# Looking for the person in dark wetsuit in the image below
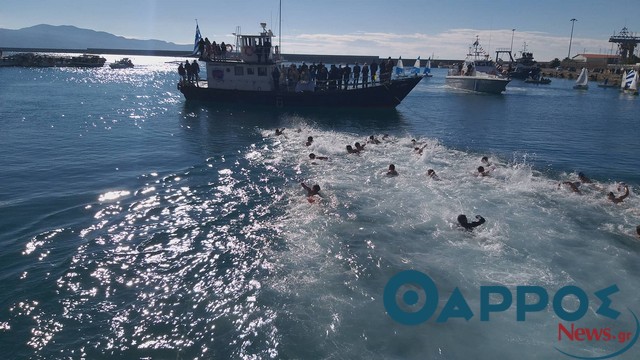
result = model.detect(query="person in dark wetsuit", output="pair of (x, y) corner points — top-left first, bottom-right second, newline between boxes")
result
(608, 184), (629, 203)
(457, 214), (486, 231)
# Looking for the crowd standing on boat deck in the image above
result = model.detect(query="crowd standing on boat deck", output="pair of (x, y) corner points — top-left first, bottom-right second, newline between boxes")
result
(178, 60), (201, 86)
(282, 129), (635, 234)
(176, 56), (403, 91)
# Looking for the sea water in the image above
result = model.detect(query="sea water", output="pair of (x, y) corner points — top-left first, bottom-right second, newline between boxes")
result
(1, 56), (639, 359)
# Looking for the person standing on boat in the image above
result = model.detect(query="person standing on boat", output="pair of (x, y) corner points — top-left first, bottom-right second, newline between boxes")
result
(370, 60), (378, 84)
(220, 42), (227, 58)
(361, 63), (369, 88)
(385, 58), (395, 83)
(185, 60), (193, 83)
(342, 64), (351, 90)
(191, 60), (200, 86)
(352, 63), (361, 88)
(178, 63), (186, 83)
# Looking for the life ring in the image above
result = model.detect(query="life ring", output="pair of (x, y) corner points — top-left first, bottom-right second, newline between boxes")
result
(225, 44), (233, 52)
(244, 46), (254, 56)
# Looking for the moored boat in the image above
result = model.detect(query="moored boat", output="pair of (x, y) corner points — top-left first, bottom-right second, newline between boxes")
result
(524, 74), (551, 84)
(109, 58), (134, 69)
(177, 23), (423, 108)
(67, 54), (106, 68)
(509, 46), (540, 80)
(445, 37), (510, 94)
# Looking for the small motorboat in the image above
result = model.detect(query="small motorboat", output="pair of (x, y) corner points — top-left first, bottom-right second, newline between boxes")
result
(109, 58), (134, 69)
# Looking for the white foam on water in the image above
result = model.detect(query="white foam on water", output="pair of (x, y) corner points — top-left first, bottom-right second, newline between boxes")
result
(259, 123), (640, 358)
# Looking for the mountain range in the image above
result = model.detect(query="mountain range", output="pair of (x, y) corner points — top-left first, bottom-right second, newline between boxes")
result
(0, 24), (192, 51)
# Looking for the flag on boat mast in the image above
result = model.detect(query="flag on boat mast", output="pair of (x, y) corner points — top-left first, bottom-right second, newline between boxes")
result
(192, 21), (202, 56)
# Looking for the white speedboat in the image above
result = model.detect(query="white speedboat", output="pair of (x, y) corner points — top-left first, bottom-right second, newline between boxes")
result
(445, 37), (510, 94)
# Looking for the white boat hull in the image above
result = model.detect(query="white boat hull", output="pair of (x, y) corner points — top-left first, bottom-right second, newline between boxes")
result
(445, 75), (510, 94)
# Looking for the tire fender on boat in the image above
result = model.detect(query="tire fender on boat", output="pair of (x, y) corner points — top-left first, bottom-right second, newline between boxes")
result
(226, 44), (233, 52)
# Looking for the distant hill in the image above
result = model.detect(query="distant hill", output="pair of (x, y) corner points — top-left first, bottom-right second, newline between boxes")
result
(0, 24), (192, 51)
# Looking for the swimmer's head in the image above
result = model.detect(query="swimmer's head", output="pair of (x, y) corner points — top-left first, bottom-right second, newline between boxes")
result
(637, 225), (640, 237)
(457, 214), (468, 224)
(607, 192), (615, 199)
(427, 169), (435, 176)
(481, 156), (489, 163)
(309, 153), (316, 159)
(478, 166), (485, 173)
(389, 164), (395, 171)
(312, 184), (321, 192)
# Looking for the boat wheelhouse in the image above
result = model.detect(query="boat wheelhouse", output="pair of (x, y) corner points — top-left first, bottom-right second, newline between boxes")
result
(177, 23), (423, 108)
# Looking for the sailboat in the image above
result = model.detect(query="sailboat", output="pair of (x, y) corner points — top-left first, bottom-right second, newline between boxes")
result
(620, 71), (627, 91)
(622, 70), (639, 95)
(394, 57), (405, 78)
(423, 58), (433, 77)
(410, 56), (421, 76)
(573, 68), (589, 90)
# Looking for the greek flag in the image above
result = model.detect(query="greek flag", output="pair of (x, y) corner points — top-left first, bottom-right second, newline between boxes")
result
(192, 24), (202, 56)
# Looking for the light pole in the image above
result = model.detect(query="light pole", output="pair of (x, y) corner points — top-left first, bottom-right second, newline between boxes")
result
(568, 18), (577, 60)
(510, 29), (515, 52)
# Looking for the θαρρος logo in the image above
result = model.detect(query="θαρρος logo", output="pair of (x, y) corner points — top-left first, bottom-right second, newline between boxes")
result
(383, 270), (638, 358)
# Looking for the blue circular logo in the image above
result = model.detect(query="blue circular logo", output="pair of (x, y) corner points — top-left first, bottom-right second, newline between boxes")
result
(383, 270), (438, 325)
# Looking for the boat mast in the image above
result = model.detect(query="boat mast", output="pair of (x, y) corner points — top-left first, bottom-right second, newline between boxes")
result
(278, 0), (282, 56)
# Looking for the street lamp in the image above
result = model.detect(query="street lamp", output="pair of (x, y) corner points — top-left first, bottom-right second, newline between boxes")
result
(510, 29), (515, 52)
(568, 18), (577, 60)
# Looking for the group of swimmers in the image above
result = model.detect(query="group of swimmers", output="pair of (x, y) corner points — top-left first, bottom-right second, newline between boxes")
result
(559, 171), (631, 204)
(277, 128), (635, 233)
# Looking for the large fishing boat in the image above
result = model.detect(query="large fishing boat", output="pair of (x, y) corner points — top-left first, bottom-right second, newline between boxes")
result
(445, 37), (510, 94)
(177, 23), (423, 108)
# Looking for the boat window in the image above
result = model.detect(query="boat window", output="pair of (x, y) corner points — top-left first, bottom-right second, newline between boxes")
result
(258, 67), (267, 76)
(247, 68), (255, 75)
(235, 66), (244, 76)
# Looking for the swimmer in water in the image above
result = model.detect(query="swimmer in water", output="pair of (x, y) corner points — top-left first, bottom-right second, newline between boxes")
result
(301, 182), (321, 197)
(559, 181), (581, 194)
(275, 128), (285, 136)
(636, 225), (640, 238)
(427, 169), (440, 181)
(476, 166), (490, 177)
(355, 142), (366, 151)
(415, 143), (428, 155)
(305, 136), (314, 146)
(457, 214), (486, 231)
(367, 135), (381, 144)
(386, 164), (399, 176)
(578, 172), (592, 184)
(607, 184), (629, 204)
(346, 145), (360, 154)
(309, 153), (328, 161)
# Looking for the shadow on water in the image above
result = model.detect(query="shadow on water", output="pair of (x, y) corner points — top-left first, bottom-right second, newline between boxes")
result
(180, 101), (408, 135)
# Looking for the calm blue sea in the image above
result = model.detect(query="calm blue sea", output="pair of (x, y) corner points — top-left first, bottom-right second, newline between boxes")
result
(1, 55), (639, 359)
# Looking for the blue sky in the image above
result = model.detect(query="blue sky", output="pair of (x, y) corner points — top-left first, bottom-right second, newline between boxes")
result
(1, 0), (638, 61)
